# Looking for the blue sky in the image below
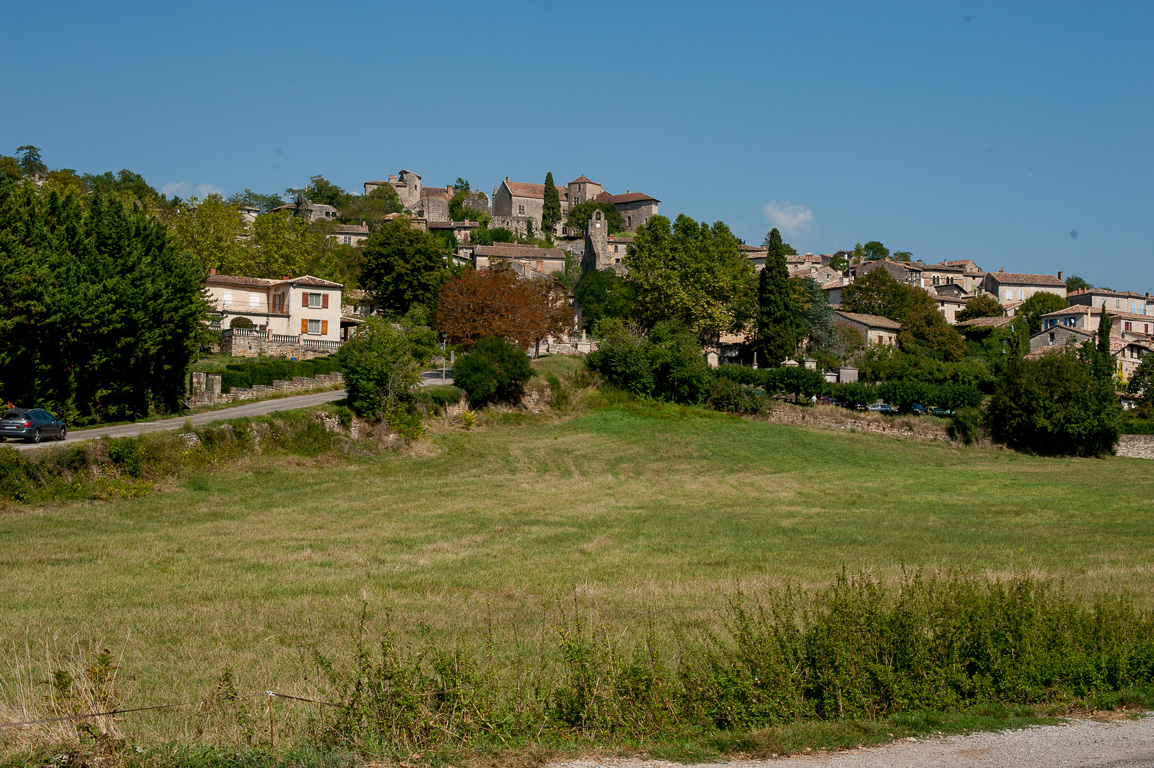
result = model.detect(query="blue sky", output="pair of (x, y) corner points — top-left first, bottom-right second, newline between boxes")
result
(3, 1), (1151, 291)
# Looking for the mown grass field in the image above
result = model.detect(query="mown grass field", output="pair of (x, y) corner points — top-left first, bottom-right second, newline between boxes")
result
(2, 382), (1154, 750)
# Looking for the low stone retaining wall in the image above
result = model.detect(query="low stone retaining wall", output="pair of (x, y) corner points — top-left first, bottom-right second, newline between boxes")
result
(1118, 434), (1154, 459)
(768, 403), (955, 443)
(222, 328), (342, 360)
(187, 371), (343, 407)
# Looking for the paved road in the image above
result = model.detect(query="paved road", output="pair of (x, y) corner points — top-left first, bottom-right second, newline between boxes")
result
(551, 716), (1154, 768)
(6, 371), (454, 452)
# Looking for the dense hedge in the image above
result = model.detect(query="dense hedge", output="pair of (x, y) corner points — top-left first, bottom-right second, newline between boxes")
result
(199, 355), (342, 393)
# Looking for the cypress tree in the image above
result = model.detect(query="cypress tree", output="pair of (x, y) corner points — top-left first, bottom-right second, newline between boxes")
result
(753, 239), (797, 367)
(541, 172), (560, 238)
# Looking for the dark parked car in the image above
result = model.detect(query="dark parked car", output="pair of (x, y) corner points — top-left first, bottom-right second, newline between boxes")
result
(866, 402), (900, 414)
(817, 395), (842, 407)
(0, 407), (67, 443)
(929, 406), (954, 418)
(908, 403), (929, 416)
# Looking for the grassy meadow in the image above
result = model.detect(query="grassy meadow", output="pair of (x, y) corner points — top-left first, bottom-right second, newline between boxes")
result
(2, 370), (1154, 756)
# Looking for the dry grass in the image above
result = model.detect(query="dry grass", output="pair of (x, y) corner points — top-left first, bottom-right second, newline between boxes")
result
(1, 400), (1152, 749)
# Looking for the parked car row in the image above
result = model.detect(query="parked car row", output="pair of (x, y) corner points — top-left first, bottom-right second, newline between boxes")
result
(0, 407), (68, 443)
(814, 396), (953, 418)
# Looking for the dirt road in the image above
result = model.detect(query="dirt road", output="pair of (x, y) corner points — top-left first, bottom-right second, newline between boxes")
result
(552, 716), (1154, 768)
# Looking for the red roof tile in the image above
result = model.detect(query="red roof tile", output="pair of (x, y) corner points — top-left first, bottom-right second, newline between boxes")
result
(834, 310), (902, 330)
(474, 243), (565, 260)
(568, 175), (597, 185)
(609, 191), (660, 204)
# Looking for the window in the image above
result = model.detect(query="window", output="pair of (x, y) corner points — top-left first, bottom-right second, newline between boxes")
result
(1018, 289), (1024, 301)
(308, 319), (321, 335)
(222, 291), (233, 307)
(309, 293), (322, 308)
(1005, 289), (1013, 300)
(517, 204), (525, 214)
(249, 293), (260, 309)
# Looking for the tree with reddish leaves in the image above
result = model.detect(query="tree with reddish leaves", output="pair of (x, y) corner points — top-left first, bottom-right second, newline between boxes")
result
(436, 263), (572, 352)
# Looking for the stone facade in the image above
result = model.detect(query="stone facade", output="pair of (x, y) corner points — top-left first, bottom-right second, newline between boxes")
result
(983, 270), (1067, 306)
(833, 310), (901, 346)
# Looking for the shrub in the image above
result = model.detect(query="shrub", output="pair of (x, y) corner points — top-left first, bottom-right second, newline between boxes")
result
(339, 315), (437, 420)
(228, 316), (254, 329)
(707, 377), (771, 415)
(948, 406), (985, 445)
(586, 320), (712, 405)
(452, 336), (533, 407)
(988, 350), (1121, 456)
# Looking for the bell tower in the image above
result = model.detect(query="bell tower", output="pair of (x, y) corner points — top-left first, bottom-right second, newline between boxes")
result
(582, 209), (610, 272)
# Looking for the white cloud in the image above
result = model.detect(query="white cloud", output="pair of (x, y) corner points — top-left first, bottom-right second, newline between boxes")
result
(161, 181), (225, 200)
(762, 201), (814, 239)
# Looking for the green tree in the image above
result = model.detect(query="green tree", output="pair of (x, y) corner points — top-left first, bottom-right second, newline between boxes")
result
(574, 268), (637, 333)
(453, 178), (471, 193)
(957, 294), (1005, 323)
(988, 349), (1121, 456)
(44, 169), (88, 197)
(753, 246), (798, 366)
(762, 227), (798, 255)
(452, 336), (534, 407)
(841, 268), (937, 322)
(0, 155), (21, 181)
(892, 250), (913, 261)
(168, 194), (248, 273)
(240, 210), (316, 278)
(793, 276), (842, 360)
(625, 214), (757, 342)
(0, 182), (207, 424)
(359, 217), (454, 315)
(829, 252), (849, 272)
(339, 313), (437, 419)
(449, 189), (488, 223)
(1016, 292), (1068, 335)
(541, 172), (561, 237)
(82, 169), (161, 207)
(1128, 354), (1154, 408)
(14, 146), (46, 178)
(566, 201), (625, 237)
(586, 320), (712, 404)
(899, 308), (965, 362)
(228, 189), (285, 212)
(342, 185), (405, 229)
(1065, 275), (1093, 293)
(862, 241), (890, 261)
(304, 175), (349, 208)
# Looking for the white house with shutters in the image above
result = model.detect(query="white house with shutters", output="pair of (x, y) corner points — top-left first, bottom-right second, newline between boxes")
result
(204, 270), (343, 342)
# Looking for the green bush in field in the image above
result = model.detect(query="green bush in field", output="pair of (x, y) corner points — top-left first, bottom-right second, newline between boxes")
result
(587, 320), (713, 405)
(452, 336), (533, 407)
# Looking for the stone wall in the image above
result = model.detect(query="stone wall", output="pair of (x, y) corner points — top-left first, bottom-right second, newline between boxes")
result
(1118, 434), (1154, 459)
(187, 371), (344, 408)
(222, 328), (342, 360)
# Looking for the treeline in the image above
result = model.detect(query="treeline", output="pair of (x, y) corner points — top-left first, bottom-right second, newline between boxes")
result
(0, 180), (206, 425)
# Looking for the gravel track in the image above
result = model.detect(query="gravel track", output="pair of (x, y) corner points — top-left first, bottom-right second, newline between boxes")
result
(551, 716), (1154, 768)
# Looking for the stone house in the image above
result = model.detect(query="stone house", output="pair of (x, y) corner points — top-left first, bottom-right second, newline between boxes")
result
(428, 219), (480, 245)
(982, 270), (1067, 306)
(364, 170), (424, 211)
(935, 294), (969, 325)
(1042, 306), (1154, 340)
(741, 244), (768, 270)
(1067, 287), (1152, 317)
(472, 243), (567, 279)
(1028, 325), (1093, 357)
(833, 310), (901, 346)
(852, 259), (925, 286)
(270, 201), (340, 223)
(329, 222), (369, 246)
(204, 270), (343, 343)
(1113, 338), (1153, 381)
(922, 259), (986, 292)
(591, 190), (660, 232)
(491, 177), (571, 238)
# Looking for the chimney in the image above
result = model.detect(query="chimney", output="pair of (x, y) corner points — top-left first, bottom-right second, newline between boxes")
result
(281, 275), (289, 281)
(505, 176), (509, 182)
(1058, 271), (1064, 281)
(389, 174), (397, 183)
(209, 267), (216, 276)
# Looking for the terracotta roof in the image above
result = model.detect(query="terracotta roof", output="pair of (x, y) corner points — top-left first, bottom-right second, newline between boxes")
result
(474, 243), (565, 260)
(986, 271), (1066, 286)
(591, 190), (613, 204)
(283, 275), (343, 288)
(568, 175), (596, 185)
(608, 235), (633, 243)
(207, 274), (279, 288)
(609, 191), (660, 204)
(739, 244), (767, 253)
(205, 274), (342, 289)
(333, 224), (368, 235)
(1106, 309), (1154, 321)
(833, 310), (902, 330)
(420, 187), (450, 199)
(955, 315), (1012, 329)
(1043, 306), (1094, 317)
